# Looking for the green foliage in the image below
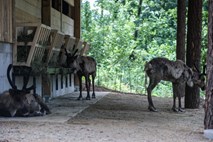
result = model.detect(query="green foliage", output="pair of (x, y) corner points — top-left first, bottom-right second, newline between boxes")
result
(81, 0), (208, 97)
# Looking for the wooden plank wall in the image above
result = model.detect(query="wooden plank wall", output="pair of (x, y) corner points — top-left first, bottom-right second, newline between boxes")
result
(42, 0), (75, 36)
(51, 8), (61, 30)
(62, 14), (74, 36)
(50, 4), (74, 36)
(0, 0), (13, 43)
(15, 0), (41, 24)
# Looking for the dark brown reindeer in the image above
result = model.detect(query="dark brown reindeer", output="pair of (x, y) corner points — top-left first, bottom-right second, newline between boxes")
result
(0, 64), (51, 117)
(145, 57), (206, 112)
(65, 48), (97, 100)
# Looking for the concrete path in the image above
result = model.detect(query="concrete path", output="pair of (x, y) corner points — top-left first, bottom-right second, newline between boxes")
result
(0, 92), (110, 123)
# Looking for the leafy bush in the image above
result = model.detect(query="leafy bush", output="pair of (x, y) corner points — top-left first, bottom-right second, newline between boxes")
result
(81, 0), (207, 97)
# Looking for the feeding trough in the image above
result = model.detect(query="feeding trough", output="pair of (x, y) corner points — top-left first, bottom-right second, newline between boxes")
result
(46, 29), (65, 67)
(13, 23), (51, 67)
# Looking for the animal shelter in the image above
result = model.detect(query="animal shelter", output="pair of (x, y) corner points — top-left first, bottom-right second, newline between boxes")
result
(0, 0), (88, 99)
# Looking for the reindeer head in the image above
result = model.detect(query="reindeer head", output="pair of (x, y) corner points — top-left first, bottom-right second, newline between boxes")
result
(6, 64), (37, 116)
(64, 47), (78, 72)
(173, 63), (206, 90)
(191, 65), (206, 90)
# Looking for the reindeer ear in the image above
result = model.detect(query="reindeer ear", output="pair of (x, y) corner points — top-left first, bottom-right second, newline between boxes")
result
(188, 68), (193, 75)
(193, 64), (200, 73)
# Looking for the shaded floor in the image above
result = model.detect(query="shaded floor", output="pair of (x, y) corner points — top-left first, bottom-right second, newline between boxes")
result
(0, 92), (209, 142)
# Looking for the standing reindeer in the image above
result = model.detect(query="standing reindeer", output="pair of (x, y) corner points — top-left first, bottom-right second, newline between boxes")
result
(0, 64), (51, 117)
(145, 57), (206, 112)
(65, 48), (97, 100)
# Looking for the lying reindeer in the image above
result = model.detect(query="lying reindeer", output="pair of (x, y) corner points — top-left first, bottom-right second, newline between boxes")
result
(145, 57), (206, 112)
(0, 64), (51, 117)
(65, 48), (97, 100)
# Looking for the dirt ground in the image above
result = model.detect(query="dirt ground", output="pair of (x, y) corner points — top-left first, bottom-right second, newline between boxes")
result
(0, 91), (211, 142)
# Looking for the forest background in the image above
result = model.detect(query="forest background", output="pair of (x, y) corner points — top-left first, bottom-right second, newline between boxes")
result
(80, 0), (208, 97)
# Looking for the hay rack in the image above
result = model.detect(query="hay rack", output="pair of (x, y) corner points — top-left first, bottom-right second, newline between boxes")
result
(13, 23), (51, 68)
(46, 29), (64, 67)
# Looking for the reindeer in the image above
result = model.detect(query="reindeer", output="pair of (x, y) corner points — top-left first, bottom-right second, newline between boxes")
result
(0, 64), (51, 117)
(145, 57), (206, 112)
(64, 48), (97, 100)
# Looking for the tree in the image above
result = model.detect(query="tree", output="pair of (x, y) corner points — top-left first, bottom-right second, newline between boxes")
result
(185, 0), (203, 108)
(134, 0), (143, 40)
(176, 0), (186, 61)
(174, 0), (186, 111)
(81, 0), (188, 94)
(204, 0), (213, 129)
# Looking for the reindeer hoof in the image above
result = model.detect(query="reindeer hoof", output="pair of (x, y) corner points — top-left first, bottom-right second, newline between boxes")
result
(46, 110), (51, 114)
(86, 96), (91, 100)
(172, 107), (185, 112)
(77, 97), (83, 101)
(172, 107), (178, 112)
(92, 94), (96, 99)
(178, 108), (185, 112)
(148, 106), (158, 112)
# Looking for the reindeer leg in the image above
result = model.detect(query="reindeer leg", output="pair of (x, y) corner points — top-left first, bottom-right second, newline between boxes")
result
(33, 93), (51, 114)
(177, 83), (185, 112)
(172, 83), (178, 112)
(172, 95), (178, 112)
(85, 75), (91, 100)
(178, 96), (185, 112)
(172, 83), (185, 112)
(89, 78), (91, 92)
(77, 75), (83, 100)
(147, 79), (159, 112)
(92, 74), (96, 98)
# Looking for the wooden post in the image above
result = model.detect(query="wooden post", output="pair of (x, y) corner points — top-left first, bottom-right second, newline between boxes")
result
(74, 0), (81, 90)
(74, 0), (81, 39)
(42, 74), (51, 99)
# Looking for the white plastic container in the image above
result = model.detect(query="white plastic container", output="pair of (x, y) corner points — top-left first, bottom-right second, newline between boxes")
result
(204, 129), (213, 139)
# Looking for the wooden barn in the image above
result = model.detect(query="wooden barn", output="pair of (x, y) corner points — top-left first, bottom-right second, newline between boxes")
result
(0, 0), (87, 99)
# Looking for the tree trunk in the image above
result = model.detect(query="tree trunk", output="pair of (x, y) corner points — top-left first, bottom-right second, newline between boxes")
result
(176, 0), (186, 62)
(185, 0), (202, 108)
(134, 0), (143, 40)
(175, 0), (186, 108)
(204, 0), (213, 129)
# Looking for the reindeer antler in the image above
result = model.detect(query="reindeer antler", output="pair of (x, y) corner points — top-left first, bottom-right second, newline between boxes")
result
(64, 46), (78, 57)
(7, 64), (17, 90)
(193, 64), (200, 73)
(72, 48), (78, 57)
(64, 48), (68, 55)
(7, 64), (34, 93)
(21, 66), (34, 92)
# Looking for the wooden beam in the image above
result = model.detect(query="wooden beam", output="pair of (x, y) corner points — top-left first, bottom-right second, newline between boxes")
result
(74, 0), (81, 38)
